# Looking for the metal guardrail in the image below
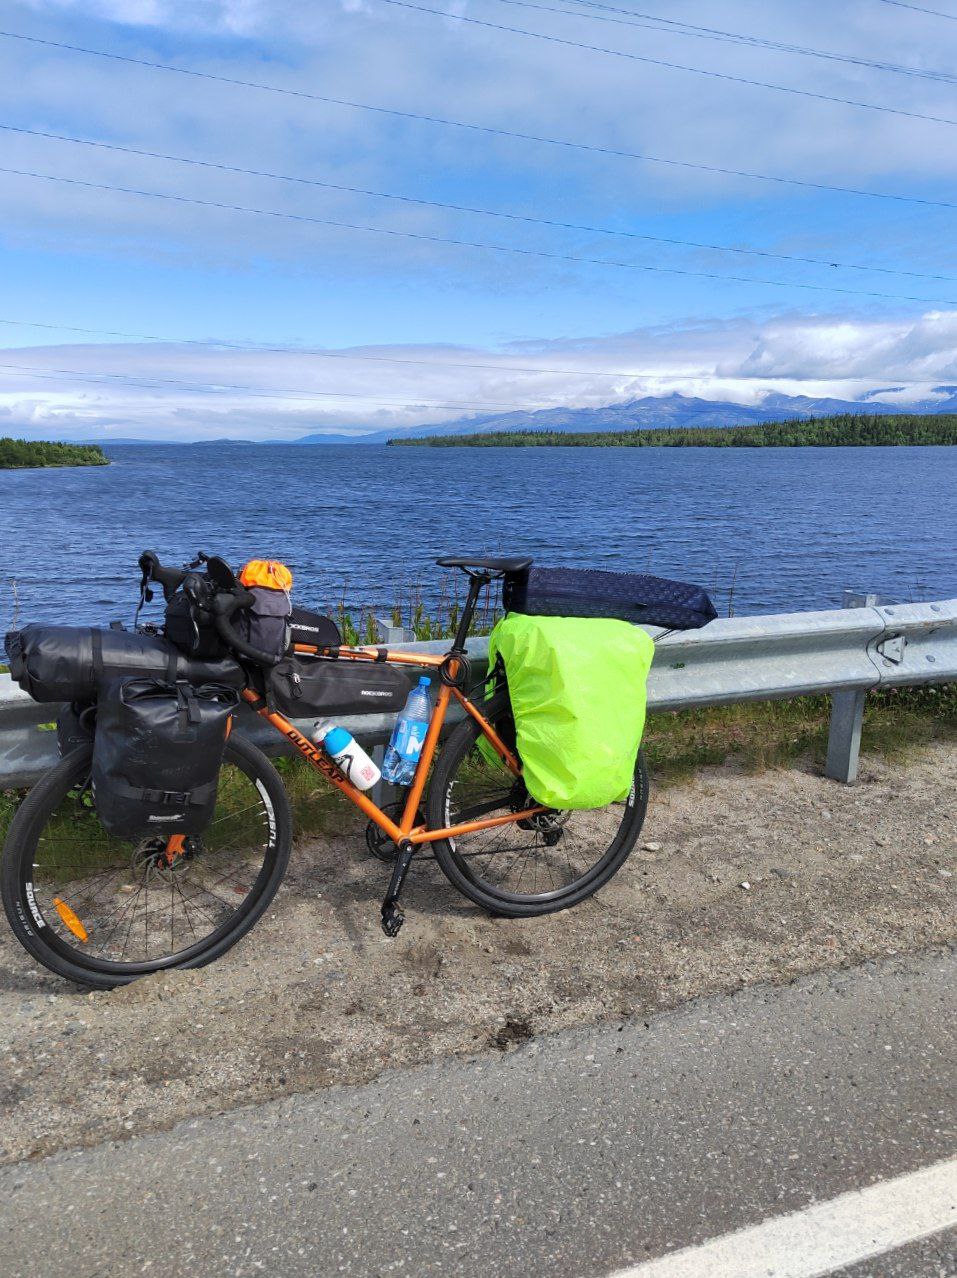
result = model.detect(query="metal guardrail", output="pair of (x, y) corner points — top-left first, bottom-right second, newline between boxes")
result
(1, 597), (954, 791)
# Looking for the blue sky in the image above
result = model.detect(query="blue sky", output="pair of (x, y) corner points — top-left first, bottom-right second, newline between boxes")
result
(2, 0), (957, 439)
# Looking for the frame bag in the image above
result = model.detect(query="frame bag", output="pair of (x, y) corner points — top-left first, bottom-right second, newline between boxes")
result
(289, 606), (341, 651)
(503, 566), (717, 631)
(92, 678), (240, 839)
(268, 655), (413, 717)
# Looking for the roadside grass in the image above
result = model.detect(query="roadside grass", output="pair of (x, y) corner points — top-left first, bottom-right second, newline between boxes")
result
(644, 683), (957, 783)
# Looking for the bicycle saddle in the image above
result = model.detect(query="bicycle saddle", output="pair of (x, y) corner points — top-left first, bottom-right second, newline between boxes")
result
(436, 555), (532, 575)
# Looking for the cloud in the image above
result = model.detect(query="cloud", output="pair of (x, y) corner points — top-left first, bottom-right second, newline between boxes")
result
(3, 307), (957, 440)
(4, 0), (957, 278)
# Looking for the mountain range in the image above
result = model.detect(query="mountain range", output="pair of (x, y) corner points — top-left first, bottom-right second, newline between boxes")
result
(65, 387), (957, 446)
(294, 388), (957, 444)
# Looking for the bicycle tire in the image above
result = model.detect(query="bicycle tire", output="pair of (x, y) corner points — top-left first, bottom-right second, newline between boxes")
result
(2, 734), (292, 989)
(427, 691), (649, 917)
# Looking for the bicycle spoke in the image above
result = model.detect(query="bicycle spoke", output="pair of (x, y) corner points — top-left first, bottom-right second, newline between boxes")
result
(442, 738), (638, 901)
(26, 759), (275, 968)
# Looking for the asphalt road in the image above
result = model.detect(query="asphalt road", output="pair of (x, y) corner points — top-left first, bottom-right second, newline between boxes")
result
(2, 948), (955, 1278)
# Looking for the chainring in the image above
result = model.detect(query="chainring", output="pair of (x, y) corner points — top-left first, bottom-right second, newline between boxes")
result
(365, 802), (425, 862)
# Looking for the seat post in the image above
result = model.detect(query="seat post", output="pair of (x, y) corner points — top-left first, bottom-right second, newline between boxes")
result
(451, 574), (488, 654)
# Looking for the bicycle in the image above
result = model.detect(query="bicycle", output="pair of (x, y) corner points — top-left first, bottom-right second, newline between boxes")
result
(2, 553), (649, 989)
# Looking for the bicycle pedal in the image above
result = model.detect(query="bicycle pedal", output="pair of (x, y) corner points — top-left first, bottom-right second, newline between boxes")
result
(380, 904), (405, 938)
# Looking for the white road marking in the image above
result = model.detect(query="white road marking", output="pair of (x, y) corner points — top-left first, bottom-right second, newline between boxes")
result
(611, 1155), (957, 1278)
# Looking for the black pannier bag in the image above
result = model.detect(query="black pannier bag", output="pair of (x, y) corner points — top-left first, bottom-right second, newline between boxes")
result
(92, 678), (239, 839)
(56, 702), (96, 757)
(4, 625), (245, 704)
(268, 654), (413, 717)
(503, 566), (717, 631)
(289, 606), (341, 651)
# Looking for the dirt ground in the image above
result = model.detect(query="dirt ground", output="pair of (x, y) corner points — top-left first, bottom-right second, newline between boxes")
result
(1, 743), (955, 1166)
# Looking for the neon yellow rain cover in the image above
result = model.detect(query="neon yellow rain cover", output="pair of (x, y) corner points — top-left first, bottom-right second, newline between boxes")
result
(487, 614), (654, 809)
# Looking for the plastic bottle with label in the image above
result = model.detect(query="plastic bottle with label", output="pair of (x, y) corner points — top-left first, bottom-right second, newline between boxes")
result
(313, 719), (381, 791)
(381, 676), (433, 785)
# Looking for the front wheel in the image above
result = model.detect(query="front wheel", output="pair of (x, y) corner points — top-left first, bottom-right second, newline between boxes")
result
(427, 691), (649, 917)
(2, 733), (292, 989)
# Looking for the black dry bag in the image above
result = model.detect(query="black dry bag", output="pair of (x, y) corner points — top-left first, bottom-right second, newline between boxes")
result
(92, 678), (239, 839)
(4, 624), (245, 703)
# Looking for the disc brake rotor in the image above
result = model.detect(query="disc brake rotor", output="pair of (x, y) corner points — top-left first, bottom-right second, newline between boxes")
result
(131, 837), (197, 883)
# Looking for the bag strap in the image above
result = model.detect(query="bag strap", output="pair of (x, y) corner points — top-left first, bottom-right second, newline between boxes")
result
(165, 645), (180, 684)
(90, 627), (103, 678)
(107, 777), (219, 808)
(172, 680), (204, 730)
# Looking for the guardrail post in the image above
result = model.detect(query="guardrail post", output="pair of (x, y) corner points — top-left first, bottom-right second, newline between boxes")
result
(376, 618), (412, 644)
(825, 591), (878, 784)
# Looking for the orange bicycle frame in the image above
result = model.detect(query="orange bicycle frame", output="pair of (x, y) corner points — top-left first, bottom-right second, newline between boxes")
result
(243, 642), (545, 845)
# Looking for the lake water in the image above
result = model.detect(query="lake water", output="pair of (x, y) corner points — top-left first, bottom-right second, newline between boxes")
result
(1, 444), (955, 630)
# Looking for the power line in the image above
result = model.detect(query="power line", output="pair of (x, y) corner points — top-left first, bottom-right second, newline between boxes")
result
(497, 0), (957, 84)
(1, 29), (954, 211)
(878, 0), (957, 19)
(373, 0), (957, 127)
(5, 163), (957, 307)
(6, 122), (956, 286)
(0, 361), (548, 411)
(0, 317), (717, 381)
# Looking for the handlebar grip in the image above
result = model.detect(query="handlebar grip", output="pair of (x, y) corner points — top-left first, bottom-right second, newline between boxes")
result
(211, 591), (284, 668)
(138, 550), (188, 600)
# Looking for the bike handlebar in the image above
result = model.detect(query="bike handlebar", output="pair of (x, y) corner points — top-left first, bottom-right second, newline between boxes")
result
(139, 550), (284, 668)
(210, 590), (284, 668)
(138, 550), (194, 600)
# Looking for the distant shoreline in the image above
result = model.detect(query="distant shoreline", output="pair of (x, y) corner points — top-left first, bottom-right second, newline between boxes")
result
(388, 413), (957, 449)
(0, 439), (110, 470)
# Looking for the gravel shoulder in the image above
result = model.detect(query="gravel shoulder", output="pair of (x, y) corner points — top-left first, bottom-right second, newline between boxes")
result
(1, 743), (955, 1165)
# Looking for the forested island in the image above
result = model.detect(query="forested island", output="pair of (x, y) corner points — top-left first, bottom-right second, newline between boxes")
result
(389, 413), (957, 449)
(0, 438), (109, 469)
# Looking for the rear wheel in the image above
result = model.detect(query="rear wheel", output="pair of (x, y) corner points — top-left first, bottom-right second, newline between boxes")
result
(427, 691), (649, 917)
(1, 734), (291, 988)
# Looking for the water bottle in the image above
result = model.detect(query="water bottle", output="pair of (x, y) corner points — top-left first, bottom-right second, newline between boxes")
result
(313, 719), (381, 791)
(382, 676), (433, 785)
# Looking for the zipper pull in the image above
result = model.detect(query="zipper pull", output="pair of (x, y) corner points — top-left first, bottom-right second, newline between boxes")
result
(291, 671), (302, 699)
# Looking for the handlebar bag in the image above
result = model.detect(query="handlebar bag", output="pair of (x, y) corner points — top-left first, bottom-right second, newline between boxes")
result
(4, 625), (246, 703)
(92, 678), (239, 839)
(164, 591), (229, 660)
(486, 614), (654, 809)
(268, 654), (413, 717)
(503, 566), (717, 631)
